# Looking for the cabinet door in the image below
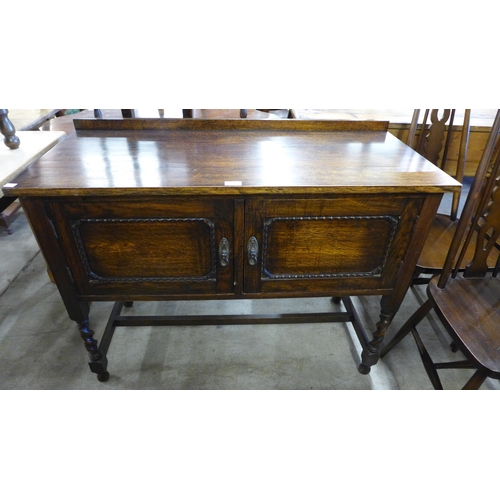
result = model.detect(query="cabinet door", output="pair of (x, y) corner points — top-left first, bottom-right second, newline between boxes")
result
(47, 197), (234, 299)
(244, 196), (425, 296)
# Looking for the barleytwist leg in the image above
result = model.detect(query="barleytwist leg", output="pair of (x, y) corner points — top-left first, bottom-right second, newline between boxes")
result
(77, 319), (109, 382)
(358, 313), (392, 374)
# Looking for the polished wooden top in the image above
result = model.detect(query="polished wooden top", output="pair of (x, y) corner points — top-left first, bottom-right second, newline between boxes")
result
(4, 119), (461, 198)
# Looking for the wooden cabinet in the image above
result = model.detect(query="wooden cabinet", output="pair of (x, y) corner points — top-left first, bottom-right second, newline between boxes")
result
(41, 192), (429, 304)
(6, 118), (461, 382)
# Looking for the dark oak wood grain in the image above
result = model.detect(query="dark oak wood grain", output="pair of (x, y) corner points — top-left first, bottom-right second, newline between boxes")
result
(73, 117), (389, 132)
(6, 119), (456, 198)
(5, 119), (460, 382)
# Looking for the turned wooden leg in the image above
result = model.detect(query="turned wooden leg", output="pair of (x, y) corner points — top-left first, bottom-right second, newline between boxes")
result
(77, 318), (109, 382)
(358, 294), (407, 374)
(358, 312), (392, 374)
(0, 109), (20, 149)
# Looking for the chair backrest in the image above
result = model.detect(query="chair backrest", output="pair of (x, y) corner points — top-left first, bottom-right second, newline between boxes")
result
(407, 109), (471, 220)
(438, 109), (500, 288)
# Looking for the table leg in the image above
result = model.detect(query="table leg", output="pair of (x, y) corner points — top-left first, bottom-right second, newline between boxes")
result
(77, 317), (109, 382)
(0, 109), (20, 149)
(358, 296), (394, 374)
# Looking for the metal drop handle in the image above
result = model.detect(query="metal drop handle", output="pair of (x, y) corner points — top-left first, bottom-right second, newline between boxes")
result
(247, 236), (259, 266)
(219, 238), (229, 267)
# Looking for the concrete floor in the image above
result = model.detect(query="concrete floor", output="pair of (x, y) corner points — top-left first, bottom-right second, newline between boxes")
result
(2, 200), (499, 390)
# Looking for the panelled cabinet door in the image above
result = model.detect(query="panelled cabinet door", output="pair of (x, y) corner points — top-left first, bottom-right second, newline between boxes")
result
(46, 197), (234, 298)
(244, 196), (425, 296)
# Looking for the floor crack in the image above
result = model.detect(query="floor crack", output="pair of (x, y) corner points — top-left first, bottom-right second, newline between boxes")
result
(0, 249), (41, 299)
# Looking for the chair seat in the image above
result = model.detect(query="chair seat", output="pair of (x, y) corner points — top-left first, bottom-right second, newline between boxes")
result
(428, 274), (500, 377)
(418, 213), (499, 273)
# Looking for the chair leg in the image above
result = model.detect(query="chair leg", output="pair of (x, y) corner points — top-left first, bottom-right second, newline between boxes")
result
(411, 327), (444, 390)
(462, 370), (488, 390)
(380, 299), (433, 357)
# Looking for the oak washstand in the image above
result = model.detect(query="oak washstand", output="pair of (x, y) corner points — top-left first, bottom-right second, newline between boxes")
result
(2, 118), (461, 382)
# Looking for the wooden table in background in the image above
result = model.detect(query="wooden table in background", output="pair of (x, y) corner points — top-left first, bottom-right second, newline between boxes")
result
(6, 109), (62, 131)
(1, 130), (66, 233)
(4, 118), (460, 382)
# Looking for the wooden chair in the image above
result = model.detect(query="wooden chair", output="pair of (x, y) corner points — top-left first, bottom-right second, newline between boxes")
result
(381, 109), (500, 389)
(409, 110), (500, 284)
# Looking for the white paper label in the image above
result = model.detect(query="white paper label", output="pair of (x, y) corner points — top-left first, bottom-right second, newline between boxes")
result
(224, 181), (243, 186)
(3, 183), (17, 188)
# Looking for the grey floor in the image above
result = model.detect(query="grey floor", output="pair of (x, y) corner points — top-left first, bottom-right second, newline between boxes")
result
(1, 191), (499, 389)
